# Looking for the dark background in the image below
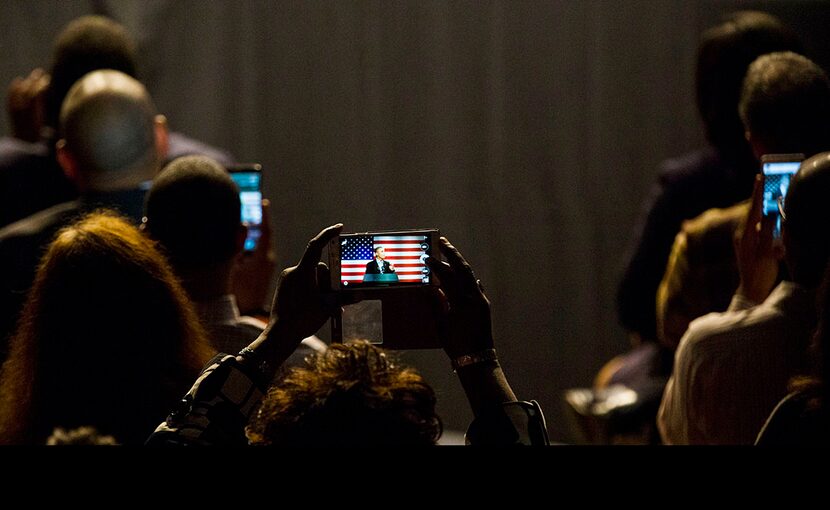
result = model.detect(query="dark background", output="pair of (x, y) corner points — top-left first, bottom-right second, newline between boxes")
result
(1, 0), (828, 443)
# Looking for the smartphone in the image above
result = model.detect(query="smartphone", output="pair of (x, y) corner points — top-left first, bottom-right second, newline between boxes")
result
(328, 229), (440, 291)
(228, 164), (263, 253)
(761, 154), (803, 240)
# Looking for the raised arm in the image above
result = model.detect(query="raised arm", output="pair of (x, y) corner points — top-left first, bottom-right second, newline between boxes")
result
(427, 237), (549, 445)
(147, 224), (343, 446)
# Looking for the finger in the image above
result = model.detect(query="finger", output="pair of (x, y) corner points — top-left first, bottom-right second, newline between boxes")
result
(8, 77), (25, 107)
(8, 76), (23, 92)
(425, 256), (452, 280)
(426, 255), (465, 302)
(316, 261), (331, 291)
(437, 237), (476, 280)
(758, 214), (777, 254)
(747, 173), (765, 228)
(256, 199), (275, 259)
(299, 223), (343, 271)
(259, 199), (272, 242)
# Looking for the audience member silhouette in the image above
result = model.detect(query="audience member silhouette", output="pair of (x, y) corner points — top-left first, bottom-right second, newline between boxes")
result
(657, 49), (830, 353)
(756, 202), (830, 445)
(0, 211), (214, 445)
(587, 11), (803, 445)
(148, 226), (549, 446)
(660, 133), (830, 444)
(247, 340), (441, 446)
(0, 69), (169, 365)
(612, 11), (802, 373)
(142, 155), (324, 367)
(656, 202), (749, 350)
(0, 14), (234, 228)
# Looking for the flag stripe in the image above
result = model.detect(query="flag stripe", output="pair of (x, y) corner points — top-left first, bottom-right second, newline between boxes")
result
(373, 236), (427, 241)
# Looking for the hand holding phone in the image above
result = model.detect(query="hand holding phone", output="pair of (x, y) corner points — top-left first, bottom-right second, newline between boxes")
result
(329, 228), (443, 350)
(228, 164), (263, 253)
(761, 153), (803, 240)
(231, 199), (277, 315)
(735, 173), (784, 303)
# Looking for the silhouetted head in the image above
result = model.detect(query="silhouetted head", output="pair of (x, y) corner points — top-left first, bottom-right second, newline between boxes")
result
(782, 152), (830, 287)
(46, 15), (138, 133)
(57, 69), (168, 193)
(739, 52), (830, 159)
(696, 11), (802, 162)
(143, 155), (244, 273)
(0, 210), (213, 445)
(246, 341), (442, 446)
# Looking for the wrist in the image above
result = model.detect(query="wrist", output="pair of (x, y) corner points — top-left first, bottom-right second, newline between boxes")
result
(451, 348), (498, 372)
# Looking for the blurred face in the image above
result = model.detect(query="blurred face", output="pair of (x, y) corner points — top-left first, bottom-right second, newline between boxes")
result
(375, 247), (385, 260)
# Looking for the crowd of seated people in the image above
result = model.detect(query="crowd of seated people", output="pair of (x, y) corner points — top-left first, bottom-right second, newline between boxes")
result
(4, 8), (830, 446)
(0, 13), (550, 447)
(593, 10), (804, 444)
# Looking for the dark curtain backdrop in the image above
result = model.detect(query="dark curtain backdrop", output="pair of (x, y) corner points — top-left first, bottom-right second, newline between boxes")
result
(1, 0), (828, 442)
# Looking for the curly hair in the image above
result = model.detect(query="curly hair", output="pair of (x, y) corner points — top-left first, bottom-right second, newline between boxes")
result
(246, 341), (442, 446)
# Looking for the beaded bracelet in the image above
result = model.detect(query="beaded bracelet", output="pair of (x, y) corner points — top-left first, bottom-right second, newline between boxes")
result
(451, 348), (498, 372)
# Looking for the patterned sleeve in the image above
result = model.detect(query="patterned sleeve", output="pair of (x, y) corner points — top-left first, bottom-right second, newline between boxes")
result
(145, 354), (267, 446)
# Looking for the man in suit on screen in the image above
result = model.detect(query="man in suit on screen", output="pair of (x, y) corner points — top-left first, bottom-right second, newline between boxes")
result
(365, 246), (396, 274)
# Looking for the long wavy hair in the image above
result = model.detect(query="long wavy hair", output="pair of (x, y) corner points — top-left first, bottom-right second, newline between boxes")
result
(0, 210), (214, 444)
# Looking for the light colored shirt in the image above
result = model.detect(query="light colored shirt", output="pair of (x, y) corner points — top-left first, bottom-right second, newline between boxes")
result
(657, 281), (814, 445)
(196, 294), (327, 369)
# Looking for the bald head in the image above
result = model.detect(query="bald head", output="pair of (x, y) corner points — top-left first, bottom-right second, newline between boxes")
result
(782, 152), (830, 286)
(58, 70), (166, 192)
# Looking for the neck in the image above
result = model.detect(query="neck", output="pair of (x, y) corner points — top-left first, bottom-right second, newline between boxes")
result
(179, 261), (234, 302)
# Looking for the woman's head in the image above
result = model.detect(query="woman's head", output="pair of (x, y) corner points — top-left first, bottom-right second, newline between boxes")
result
(247, 341), (442, 446)
(0, 210), (213, 444)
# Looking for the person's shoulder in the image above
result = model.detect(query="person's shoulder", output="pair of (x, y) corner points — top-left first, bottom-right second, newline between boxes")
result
(681, 200), (749, 256)
(166, 131), (235, 167)
(682, 297), (784, 355)
(657, 146), (730, 186)
(683, 200), (749, 237)
(0, 201), (79, 245)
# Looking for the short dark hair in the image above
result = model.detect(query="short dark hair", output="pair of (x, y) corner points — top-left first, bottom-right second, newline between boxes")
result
(783, 152), (830, 286)
(46, 15), (138, 132)
(374, 246), (383, 253)
(739, 52), (830, 156)
(144, 155), (241, 268)
(246, 341), (442, 446)
(696, 11), (802, 155)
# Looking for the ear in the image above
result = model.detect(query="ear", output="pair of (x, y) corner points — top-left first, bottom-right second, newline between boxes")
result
(154, 114), (170, 164)
(56, 139), (81, 187)
(235, 224), (248, 255)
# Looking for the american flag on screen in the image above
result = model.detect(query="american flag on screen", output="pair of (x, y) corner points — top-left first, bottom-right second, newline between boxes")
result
(341, 234), (430, 285)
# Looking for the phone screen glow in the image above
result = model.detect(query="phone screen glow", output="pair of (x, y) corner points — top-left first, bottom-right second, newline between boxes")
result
(762, 160), (800, 239)
(230, 171), (262, 251)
